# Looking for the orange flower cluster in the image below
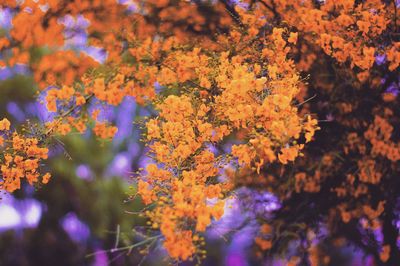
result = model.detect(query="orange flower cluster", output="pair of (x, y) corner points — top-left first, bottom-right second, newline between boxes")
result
(251, 0), (398, 79)
(225, 27), (319, 172)
(254, 224), (273, 252)
(93, 122), (118, 140)
(33, 51), (98, 89)
(364, 115), (400, 162)
(6, 0), (64, 48)
(0, 118), (50, 193)
(0, 0), (234, 91)
(139, 92), (232, 259)
(133, 18), (318, 259)
(222, 1), (400, 263)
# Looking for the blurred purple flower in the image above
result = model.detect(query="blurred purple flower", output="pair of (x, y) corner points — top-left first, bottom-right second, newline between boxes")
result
(0, 195), (43, 231)
(0, 203), (21, 230)
(59, 14), (108, 63)
(0, 7), (12, 29)
(18, 199), (43, 228)
(0, 67), (12, 80)
(13, 64), (29, 75)
(225, 252), (248, 266)
(375, 54), (386, 65)
(385, 82), (399, 97)
(138, 150), (155, 170)
(230, 222), (258, 249)
(106, 152), (132, 177)
(127, 141), (141, 158)
(61, 212), (90, 243)
(84, 46), (108, 63)
(66, 33), (87, 48)
(238, 188), (281, 218)
(60, 15), (89, 49)
(119, 0), (137, 12)
(208, 198), (243, 238)
(76, 164), (93, 181)
(0, 64), (29, 80)
(373, 228), (383, 244)
(207, 193), (262, 266)
(231, 0), (249, 9)
(61, 14), (89, 29)
(113, 97), (136, 145)
(224, 219), (258, 266)
(325, 113), (334, 122)
(94, 102), (115, 122)
(7, 102), (25, 122)
(91, 249), (109, 266)
(208, 188), (280, 250)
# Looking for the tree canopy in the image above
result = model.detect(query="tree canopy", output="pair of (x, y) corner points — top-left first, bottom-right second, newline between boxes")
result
(0, 0), (399, 265)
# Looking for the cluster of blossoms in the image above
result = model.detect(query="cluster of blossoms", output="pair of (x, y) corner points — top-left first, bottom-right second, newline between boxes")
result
(259, 0), (400, 76)
(0, 118), (50, 193)
(231, 1), (400, 264)
(133, 24), (318, 259)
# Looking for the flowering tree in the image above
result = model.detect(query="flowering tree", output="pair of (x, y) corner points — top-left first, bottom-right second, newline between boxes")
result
(0, 0), (399, 265)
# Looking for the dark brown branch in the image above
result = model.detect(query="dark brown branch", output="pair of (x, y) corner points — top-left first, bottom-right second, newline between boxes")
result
(218, 0), (245, 28)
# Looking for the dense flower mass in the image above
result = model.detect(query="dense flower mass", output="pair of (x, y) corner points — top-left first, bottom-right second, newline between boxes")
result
(130, 24), (319, 259)
(0, 118), (50, 192)
(0, 0), (399, 264)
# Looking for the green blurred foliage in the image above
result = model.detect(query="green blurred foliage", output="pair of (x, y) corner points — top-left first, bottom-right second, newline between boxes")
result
(0, 75), (150, 266)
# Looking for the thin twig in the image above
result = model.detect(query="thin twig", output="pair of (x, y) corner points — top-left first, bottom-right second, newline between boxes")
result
(297, 94), (317, 107)
(85, 235), (162, 258)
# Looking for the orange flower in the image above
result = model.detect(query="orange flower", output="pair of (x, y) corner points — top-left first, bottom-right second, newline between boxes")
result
(288, 32), (298, 44)
(380, 245), (391, 262)
(0, 118), (11, 131)
(42, 173), (51, 184)
(255, 237), (272, 250)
